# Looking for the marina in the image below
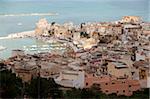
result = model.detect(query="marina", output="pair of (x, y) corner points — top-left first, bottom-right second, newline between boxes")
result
(0, 0), (148, 59)
(23, 43), (66, 52)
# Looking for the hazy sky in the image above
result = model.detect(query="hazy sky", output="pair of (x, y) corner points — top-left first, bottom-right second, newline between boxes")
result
(0, 0), (148, 5)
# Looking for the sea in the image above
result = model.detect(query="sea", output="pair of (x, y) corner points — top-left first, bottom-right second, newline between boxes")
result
(0, 0), (149, 59)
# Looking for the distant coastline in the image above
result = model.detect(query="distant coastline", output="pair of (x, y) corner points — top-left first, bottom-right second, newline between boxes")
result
(0, 13), (59, 17)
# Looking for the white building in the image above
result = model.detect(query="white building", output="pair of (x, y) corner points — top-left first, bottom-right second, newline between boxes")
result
(54, 70), (85, 88)
(136, 51), (146, 61)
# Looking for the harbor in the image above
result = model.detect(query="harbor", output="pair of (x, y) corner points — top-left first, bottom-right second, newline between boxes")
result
(0, 0), (149, 98)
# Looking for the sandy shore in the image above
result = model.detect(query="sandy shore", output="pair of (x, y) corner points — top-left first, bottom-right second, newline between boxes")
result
(0, 30), (35, 40)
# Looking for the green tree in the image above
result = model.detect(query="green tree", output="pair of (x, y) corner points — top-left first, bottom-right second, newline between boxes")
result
(130, 88), (149, 99)
(25, 77), (62, 98)
(0, 69), (23, 98)
(64, 88), (82, 98)
(64, 87), (103, 99)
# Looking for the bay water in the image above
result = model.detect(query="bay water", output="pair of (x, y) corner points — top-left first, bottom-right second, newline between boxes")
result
(0, 0), (149, 59)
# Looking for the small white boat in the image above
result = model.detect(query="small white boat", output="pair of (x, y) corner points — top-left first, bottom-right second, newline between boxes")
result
(55, 47), (60, 50)
(42, 45), (49, 47)
(31, 45), (38, 48)
(29, 48), (37, 51)
(40, 47), (49, 50)
(17, 23), (22, 26)
(25, 48), (29, 51)
(23, 46), (27, 48)
(59, 47), (65, 50)
(47, 40), (57, 43)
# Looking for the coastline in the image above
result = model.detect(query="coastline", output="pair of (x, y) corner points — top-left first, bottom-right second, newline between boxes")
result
(0, 30), (35, 40)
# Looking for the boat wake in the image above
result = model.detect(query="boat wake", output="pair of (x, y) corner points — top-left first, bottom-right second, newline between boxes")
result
(0, 46), (6, 51)
(0, 13), (59, 17)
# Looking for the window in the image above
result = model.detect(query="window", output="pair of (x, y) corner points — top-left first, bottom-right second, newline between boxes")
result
(93, 83), (100, 87)
(48, 30), (51, 33)
(131, 72), (135, 75)
(123, 90), (125, 93)
(105, 90), (108, 92)
(129, 85), (131, 87)
(86, 83), (88, 86)
(83, 63), (86, 65)
(105, 83), (108, 85)
(122, 81), (125, 83)
(129, 90), (131, 92)
(112, 82), (115, 84)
